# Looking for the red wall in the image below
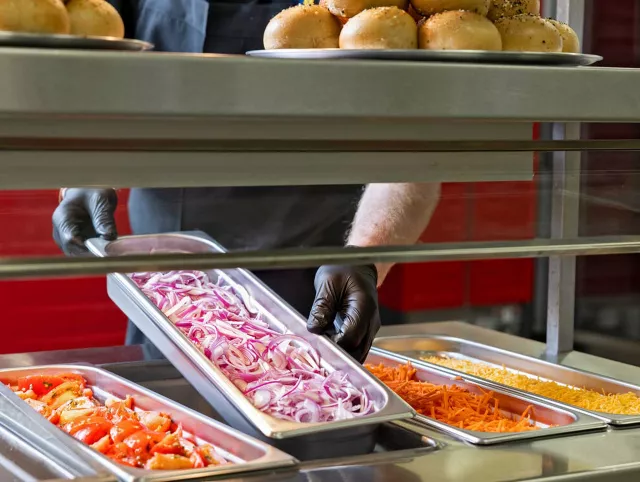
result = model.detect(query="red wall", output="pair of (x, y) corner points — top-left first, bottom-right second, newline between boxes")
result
(0, 174), (537, 354)
(379, 131), (538, 312)
(0, 190), (130, 353)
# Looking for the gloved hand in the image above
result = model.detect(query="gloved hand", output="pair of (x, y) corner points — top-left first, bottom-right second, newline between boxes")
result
(52, 188), (118, 256)
(307, 264), (381, 363)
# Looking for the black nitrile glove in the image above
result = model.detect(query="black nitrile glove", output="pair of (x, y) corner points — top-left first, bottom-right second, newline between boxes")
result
(307, 264), (380, 363)
(52, 188), (118, 256)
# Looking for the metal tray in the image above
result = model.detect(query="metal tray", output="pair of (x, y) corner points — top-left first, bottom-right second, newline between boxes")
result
(86, 232), (414, 461)
(365, 349), (605, 445)
(246, 49), (603, 66)
(0, 424), (113, 482)
(374, 335), (640, 426)
(0, 364), (298, 482)
(0, 31), (152, 51)
(0, 382), (113, 482)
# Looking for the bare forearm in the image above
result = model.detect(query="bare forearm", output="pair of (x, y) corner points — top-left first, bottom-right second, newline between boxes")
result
(348, 183), (441, 285)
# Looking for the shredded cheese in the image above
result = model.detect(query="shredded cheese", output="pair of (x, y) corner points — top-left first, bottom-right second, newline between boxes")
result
(423, 357), (640, 415)
(303, 0), (315, 5)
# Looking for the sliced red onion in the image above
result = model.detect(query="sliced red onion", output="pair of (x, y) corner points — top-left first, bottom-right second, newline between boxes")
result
(131, 270), (378, 422)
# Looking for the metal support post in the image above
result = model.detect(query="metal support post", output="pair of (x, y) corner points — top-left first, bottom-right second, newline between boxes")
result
(542, 0), (585, 359)
(546, 123), (582, 358)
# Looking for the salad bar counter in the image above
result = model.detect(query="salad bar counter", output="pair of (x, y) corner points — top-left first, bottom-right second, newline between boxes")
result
(2, 4), (640, 478)
(2, 322), (640, 482)
(1, 235), (640, 481)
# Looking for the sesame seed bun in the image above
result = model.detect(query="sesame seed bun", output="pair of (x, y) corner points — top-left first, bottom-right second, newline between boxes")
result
(419, 10), (502, 50)
(410, 0), (490, 17)
(547, 19), (580, 53)
(488, 0), (540, 21)
(340, 7), (418, 49)
(264, 5), (341, 49)
(494, 14), (563, 52)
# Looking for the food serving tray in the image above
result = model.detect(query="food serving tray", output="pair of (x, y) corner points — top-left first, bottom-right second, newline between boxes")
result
(0, 423), (113, 482)
(0, 381), (113, 482)
(0, 31), (152, 51)
(374, 335), (640, 427)
(86, 232), (414, 461)
(0, 364), (298, 482)
(246, 49), (603, 66)
(366, 349), (605, 445)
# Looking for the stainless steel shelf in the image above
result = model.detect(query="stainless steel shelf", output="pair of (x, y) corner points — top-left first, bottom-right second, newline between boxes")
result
(0, 49), (636, 188)
(0, 49), (637, 122)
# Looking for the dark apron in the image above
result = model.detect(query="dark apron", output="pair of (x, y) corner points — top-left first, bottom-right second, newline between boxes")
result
(121, 0), (363, 358)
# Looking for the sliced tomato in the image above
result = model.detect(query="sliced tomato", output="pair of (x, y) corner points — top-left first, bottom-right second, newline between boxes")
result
(17, 375), (64, 396)
(48, 411), (60, 425)
(41, 381), (84, 410)
(123, 430), (165, 455)
(106, 442), (140, 468)
(110, 419), (144, 444)
(57, 373), (86, 385)
(73, 424), (112, 445)
(179, 438), (196, 456)
(91, 435), (112, 454)
(145, 453), (194, 471)
(63, 415), (113, 444)
(189, 450), (205, 468)
(105, 399), (136, 424)
(150, 433), (182, 455)
(24, 398), (53, 418)
(197, 444), (222, 467)
(139, 411), (172, 433)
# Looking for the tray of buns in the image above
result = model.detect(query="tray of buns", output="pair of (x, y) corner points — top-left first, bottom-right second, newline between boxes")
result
(251, 0), (602, 66)
(0, 0), (152, 51)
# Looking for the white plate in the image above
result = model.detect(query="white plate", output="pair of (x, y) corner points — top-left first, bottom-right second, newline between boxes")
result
(247, 49), (603, 66)
(0, 31), (153, 51)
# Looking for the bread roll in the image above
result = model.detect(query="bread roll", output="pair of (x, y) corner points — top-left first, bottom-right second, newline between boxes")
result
(340, 7), (417, 49)
(548, 19), (580, 53)
(264, 5), (341, 49)
(0, 0), (70, 35)
(324, 0), (409, 19)
(488, 0), (540, 21)
(494, 14), (562, 52)
(419, 10), (501, 50)
(65, 0), (124, 38)
(410, 0), (490, 17)
(407, 4), (425, 22)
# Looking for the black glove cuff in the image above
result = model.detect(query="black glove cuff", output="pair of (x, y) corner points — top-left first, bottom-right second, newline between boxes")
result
(344, 245), (378, 285)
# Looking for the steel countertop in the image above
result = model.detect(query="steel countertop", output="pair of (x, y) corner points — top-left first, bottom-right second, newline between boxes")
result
(2, 322), (640, 482)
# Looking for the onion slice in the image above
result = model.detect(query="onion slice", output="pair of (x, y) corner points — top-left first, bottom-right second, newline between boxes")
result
(131, 270), (378, 423)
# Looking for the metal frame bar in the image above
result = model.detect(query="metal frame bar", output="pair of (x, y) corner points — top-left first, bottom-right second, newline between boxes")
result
(2, 236), (640, 281)
(546, 123), (582, 358)
(0, 138), (639, 152)
(545, 0), (586, 358)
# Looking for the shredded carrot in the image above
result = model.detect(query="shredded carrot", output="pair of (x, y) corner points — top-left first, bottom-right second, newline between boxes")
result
(424, 357), (640, 416)
(366, 362), (539, 433)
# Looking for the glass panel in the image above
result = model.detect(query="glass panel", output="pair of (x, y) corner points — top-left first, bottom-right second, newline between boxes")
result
(0, 147), (632, 361)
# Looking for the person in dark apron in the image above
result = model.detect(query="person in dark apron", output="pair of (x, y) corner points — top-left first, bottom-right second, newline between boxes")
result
(53, 0), (379, 362)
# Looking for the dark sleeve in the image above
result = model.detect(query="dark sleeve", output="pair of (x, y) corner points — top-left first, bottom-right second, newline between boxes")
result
(106, 0), (138, 39)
